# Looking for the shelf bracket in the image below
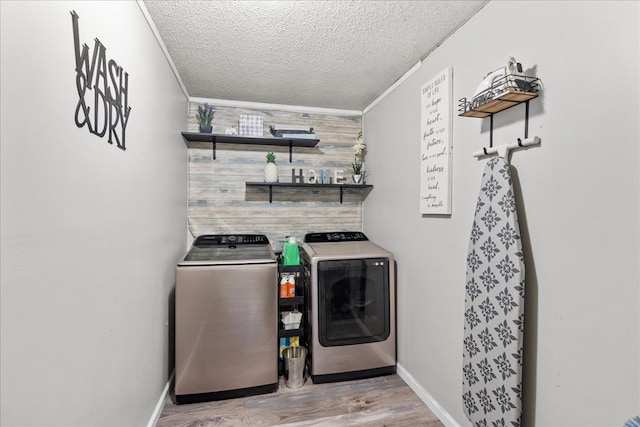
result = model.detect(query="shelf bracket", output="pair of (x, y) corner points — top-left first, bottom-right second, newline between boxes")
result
(524, 100), (530, 139)
(340, 186), (345, 204)
(268, 185), (273, 203)
(211, 135), (217, 160)
(488, 99), (532, 148)
(489, 114), (494, 148)
(288, 141), (293, 162)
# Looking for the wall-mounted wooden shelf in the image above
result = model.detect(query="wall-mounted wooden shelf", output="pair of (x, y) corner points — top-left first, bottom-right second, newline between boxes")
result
(458, 75), (541, 148)
(181, 132), (320, 162)
(458, 75), (540, 118)
(459, 88), (539, 118)
(246, 182), (373, 203)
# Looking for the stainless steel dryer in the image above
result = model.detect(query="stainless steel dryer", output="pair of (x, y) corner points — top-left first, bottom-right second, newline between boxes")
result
(300, 231), (396, 384)
(175, 234), (278, 404)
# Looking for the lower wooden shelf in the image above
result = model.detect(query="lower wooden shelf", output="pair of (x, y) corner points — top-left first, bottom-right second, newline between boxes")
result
(246, 182), (373, 203)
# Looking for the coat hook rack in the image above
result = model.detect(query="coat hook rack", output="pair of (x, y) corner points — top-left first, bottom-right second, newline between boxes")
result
(472, 136), (541, 158)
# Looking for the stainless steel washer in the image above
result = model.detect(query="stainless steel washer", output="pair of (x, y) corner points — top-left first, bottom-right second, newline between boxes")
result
(300, 232), (396, 384)
(175, 234), (278, 403)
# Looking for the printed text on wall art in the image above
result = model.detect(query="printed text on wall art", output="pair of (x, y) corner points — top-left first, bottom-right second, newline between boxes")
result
(420, 67), (453, 215)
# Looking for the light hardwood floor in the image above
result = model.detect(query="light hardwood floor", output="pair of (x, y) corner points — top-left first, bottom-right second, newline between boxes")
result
(157, 374), (444, 427)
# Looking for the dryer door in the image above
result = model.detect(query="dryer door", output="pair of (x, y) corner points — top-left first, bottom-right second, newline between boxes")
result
(317, 258), (390, 347)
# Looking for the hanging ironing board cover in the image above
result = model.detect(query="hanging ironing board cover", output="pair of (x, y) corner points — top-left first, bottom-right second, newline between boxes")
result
(463, 157), (525, 426)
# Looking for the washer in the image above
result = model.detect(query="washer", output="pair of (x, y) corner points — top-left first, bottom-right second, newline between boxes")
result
(175, 234), (278, 404)
(300, 231), (396, 383)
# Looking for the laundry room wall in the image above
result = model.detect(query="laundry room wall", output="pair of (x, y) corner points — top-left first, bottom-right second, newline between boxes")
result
(362, 1), (639, 426)
(184, 101), (364, 249)
(0, 2), (187, 426)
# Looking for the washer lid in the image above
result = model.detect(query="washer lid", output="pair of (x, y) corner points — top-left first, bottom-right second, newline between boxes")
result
(179, 234), (276, 265)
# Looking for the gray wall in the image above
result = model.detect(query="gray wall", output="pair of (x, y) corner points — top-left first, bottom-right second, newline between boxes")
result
(0, 1), (187, 426)
(363, 1), (639, 426)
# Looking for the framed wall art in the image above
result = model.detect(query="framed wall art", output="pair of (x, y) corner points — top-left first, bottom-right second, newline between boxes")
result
(420, 67), (453, 215)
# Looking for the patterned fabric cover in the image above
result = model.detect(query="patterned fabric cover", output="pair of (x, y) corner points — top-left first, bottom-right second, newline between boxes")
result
(463, 157), (525, 426)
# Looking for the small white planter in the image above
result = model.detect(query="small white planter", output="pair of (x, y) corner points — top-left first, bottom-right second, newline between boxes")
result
(264, 162), (279, 182)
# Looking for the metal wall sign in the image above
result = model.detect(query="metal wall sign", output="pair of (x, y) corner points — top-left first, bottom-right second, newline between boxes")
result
(420, 67), (453, 215)
(71, 10), (131, 151)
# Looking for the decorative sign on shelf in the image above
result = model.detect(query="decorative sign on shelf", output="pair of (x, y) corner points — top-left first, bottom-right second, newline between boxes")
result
(71, 11), (131, 151)
(420, 67), (453, 215)
(292, 168), (346, 184)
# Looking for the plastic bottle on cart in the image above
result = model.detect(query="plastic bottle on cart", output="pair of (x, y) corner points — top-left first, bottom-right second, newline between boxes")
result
(287, 274), (296, 297)
(280, 275), (290, 298)
(282, 236), (300, 265)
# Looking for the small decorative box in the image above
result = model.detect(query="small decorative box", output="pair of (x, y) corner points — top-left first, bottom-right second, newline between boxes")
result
(238, 114), (264, 136)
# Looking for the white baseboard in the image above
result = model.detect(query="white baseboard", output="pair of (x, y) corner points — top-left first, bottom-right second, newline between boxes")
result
(147, 372), (174, 427)
(396, 363), (461, 427)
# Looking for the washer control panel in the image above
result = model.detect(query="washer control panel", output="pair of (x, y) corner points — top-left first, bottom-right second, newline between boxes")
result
(194, 234), (270, 246)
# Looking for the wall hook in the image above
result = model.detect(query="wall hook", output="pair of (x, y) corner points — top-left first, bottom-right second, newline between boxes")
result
(472, 136), (541, 158)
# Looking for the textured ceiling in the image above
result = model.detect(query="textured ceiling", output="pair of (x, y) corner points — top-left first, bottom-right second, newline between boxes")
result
(143, 0), (488, 111)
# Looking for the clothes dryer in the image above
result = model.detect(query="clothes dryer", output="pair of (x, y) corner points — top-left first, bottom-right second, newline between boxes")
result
(300, 232), (396, 383)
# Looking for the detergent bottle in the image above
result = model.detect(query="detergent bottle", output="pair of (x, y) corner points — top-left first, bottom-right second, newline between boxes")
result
(280, 275), (290, 298)
(282, 236), (300, 266)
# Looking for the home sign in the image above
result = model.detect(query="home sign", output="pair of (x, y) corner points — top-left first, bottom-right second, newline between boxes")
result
(292, 169), (346, 184)
(71, 10), (131, 151)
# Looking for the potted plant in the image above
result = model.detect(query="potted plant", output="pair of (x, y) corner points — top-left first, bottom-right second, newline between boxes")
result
(351, 131), (366, 183)
(264, 151), (279, 183)
(196, 102), (216, 133)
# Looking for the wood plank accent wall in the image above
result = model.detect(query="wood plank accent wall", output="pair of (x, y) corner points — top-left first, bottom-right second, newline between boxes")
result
(186, 102), (364, 250)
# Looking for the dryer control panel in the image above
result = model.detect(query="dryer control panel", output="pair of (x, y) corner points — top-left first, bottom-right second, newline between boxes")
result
(304, 231), (368, 243)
